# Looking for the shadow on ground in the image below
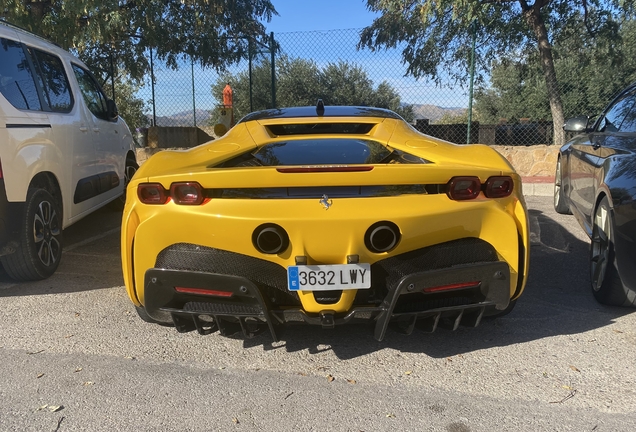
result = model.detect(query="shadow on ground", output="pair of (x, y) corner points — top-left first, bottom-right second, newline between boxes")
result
(0, 205), (124, 294)
(2, 201), (633, 359)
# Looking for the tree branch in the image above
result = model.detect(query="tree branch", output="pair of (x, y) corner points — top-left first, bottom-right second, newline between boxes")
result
(581, 0), (597, 36)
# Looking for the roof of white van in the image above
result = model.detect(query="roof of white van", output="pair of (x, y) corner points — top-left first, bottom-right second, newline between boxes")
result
(0, 21), (79, 61)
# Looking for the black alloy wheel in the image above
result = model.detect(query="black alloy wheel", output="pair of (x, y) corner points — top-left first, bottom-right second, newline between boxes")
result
(590, 196), (636, 306)
(0, 188), (63, 281)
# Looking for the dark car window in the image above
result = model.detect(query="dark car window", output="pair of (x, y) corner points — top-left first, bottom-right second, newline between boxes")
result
(617, 91), (636, 133)
(30, 47), (73, 113)
(0, 38), (42, 110)
(598, 89), (636, 133)
(72, 64), (109, 121)
(253, 138), (392, 166)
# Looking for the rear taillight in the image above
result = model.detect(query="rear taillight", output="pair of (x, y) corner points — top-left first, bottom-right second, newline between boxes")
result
(170, 182), (204, 205)
(484, 176), (513, 198)
(447, 176), (481, 200)
(446, 176), (514, 201)
(137, 182), (206, 205)
(138, 183), (169, 204)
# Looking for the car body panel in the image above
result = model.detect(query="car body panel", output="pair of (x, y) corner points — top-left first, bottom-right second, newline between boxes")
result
(0, 22), (136, 230)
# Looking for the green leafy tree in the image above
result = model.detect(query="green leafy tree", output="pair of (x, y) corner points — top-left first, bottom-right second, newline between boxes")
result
(436, 112), (470, 125)
(110, 75), (149, 132)
(475, 17), (636, 124)
(211, 56), (414, 123)
(359, 0), (634, 145)
(1, 0), (277, 81)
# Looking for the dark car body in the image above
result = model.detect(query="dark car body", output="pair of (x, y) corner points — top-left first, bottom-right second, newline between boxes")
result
(554, 81), (636, 306)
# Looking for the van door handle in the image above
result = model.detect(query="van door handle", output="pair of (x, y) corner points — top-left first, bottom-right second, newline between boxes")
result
(93, 127), (100, 133)
(79, 126), (88, 132)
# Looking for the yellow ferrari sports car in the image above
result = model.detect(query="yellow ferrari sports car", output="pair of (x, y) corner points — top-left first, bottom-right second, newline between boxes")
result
(121, 102), (529, 341)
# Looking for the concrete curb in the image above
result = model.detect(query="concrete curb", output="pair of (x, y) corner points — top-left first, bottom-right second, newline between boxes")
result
(522, 176), (554, 197)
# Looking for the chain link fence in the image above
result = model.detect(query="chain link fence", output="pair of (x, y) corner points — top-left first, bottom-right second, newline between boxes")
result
(134, 27), (627, 146)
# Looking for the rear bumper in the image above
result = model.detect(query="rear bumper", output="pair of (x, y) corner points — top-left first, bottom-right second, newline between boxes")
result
(143, 260), (511, 341)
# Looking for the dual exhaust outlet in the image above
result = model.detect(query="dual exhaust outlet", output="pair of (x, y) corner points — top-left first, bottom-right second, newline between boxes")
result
(252, 221), (401, 255)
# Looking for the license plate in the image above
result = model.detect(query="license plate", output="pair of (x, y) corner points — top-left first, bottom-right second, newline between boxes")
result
(287, 264), (371, 291)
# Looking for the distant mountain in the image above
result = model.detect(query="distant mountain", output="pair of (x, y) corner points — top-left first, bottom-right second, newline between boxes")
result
(409, 104), (466, 122)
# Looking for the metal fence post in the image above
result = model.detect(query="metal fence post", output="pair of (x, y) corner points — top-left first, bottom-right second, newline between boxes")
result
(191, 56), (196, 127)
(270, 32), (276, 108)
(249, 38), (253, 113)
(467, 20), (476, 144)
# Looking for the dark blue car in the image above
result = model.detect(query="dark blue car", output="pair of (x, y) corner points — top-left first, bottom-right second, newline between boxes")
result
(554, 81), (636, 307)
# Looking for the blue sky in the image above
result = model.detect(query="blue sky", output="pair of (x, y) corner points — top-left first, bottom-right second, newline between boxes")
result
(264, 0), (379, 33)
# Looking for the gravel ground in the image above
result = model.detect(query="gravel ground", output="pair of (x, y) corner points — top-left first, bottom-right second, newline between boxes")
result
(0, 196), (634, 431)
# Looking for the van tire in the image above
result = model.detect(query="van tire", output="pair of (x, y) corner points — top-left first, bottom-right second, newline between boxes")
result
(0, 188), (63, 281)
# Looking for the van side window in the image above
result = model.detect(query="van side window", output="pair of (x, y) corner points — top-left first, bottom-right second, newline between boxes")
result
(30, 48), (73, 113)
(72, 64), (109, 121)
(0, 38), (41, 110)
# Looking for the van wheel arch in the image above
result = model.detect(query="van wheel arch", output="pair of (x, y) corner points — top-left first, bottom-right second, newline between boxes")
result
(30, 172), (63, 214)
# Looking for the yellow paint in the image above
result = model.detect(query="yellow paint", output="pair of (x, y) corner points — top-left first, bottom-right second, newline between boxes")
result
(121, 114), (529, 314)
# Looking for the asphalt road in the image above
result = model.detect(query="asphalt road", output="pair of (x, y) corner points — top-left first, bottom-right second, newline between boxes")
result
(1, 196), (635, 432)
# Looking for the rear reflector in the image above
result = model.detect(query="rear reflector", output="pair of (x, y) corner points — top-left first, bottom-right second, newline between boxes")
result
(423, 281), (481, 293)
(138, 183), (169, 204)
(277, 166), (374, 173)
(446, 176), (481, 200)
(174, 287), (233, 297)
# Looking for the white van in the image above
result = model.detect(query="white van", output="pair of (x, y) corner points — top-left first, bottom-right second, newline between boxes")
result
(0, 22), (138, 281)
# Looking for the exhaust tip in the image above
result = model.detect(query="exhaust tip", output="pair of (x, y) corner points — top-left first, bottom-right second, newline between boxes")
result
(365, 221), (400, 253)
(253, 224), (289, 254)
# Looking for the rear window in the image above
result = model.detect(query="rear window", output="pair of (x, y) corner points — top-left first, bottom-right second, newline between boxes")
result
(253, 138), (392, 165)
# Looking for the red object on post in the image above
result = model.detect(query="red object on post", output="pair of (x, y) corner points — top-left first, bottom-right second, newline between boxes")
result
(223, 83), (233, 108)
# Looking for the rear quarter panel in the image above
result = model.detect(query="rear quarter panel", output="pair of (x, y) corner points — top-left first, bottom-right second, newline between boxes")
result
(601, 135), (636, 290)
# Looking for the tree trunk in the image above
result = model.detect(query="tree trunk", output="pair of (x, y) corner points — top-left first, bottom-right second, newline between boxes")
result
(523, 4), (565, 146)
